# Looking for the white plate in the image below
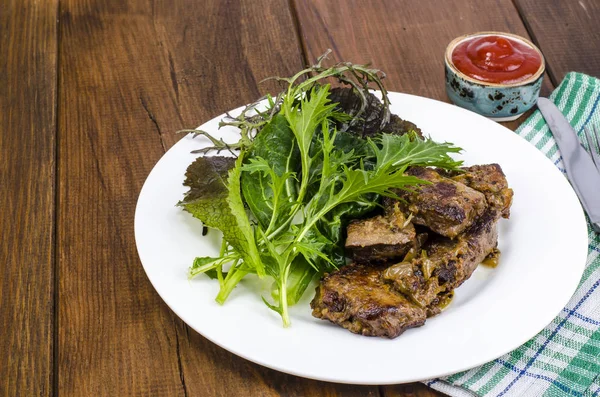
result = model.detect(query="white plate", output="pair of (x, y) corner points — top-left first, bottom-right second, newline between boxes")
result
(135, 92), (588, 385)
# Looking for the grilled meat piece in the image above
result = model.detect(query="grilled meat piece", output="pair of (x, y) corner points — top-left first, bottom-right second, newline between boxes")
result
(440, 164), (513, 218)
(385, 167), (487, 238)
(312, 210), (502, 338)
(328, 87), (423, 138)
(345, 204), (415, 262)
(311, 263), (426, 338)
(383, 210), (500, 307)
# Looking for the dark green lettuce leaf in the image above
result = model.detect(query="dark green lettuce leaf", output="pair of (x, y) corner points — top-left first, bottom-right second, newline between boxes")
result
(241, 114), (299, 229)
(328, 87), (423, 138)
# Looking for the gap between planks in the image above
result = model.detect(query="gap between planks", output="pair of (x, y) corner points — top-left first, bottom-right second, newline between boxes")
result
(53, 1), (62, 396)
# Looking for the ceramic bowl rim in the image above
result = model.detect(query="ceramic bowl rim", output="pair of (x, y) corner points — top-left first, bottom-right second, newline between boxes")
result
(445, 31), (545, 88)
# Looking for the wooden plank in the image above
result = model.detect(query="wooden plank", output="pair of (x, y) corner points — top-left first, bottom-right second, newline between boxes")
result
(515, 0), (600, 84)
(0, 1), (57, 396)
(57, 0), (379, 395)
(292, 0), (553, 130)
(57, 3), (182, 393)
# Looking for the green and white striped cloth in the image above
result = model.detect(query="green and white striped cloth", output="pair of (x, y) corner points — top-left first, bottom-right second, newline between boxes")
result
(428, 72), (600, 397)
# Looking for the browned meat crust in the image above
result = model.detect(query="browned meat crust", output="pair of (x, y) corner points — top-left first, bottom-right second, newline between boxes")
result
(345, 204), (415, 262)
(386, 167), (487, 238)
(383, 210), (500, 308)
(440, 164), (513, 218)
(310, 263), (426, 338)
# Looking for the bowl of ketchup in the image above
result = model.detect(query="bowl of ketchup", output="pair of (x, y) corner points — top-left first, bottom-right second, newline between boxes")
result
(445, 32), (545, 121)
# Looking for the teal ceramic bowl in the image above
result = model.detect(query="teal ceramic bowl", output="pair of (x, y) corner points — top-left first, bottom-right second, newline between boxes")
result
(445, 32), (545, 121)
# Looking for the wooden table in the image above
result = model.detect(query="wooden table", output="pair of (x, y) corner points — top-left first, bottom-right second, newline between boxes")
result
(3, 1), (600, 395)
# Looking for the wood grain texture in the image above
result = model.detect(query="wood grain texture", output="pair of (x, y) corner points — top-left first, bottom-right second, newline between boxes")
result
(381, 383), (445, 397)
(57, 0), (379, 395)
(292, 0), (553, 127)
(515, 0), (600, 84)
(57, 2), (183, 393)
(0, 1), (57, 396)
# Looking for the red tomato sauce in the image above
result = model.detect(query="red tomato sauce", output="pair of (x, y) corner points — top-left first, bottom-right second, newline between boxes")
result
(451, 35), (542, 84)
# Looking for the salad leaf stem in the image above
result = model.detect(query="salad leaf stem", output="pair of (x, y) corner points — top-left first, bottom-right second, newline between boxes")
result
(215, 261), (247, 304)
(189, 254), (238, 278)
(279, 268), (291, 327)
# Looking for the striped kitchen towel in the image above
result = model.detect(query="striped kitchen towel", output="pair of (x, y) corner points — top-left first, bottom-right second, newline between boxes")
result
(428, 72), (600, 397)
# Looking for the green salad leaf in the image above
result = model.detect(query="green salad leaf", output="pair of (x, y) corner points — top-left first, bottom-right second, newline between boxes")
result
(178, 156), (236, 233)
(271, 256), (317, 306)
(225, 153), (265, 277)
(369, 133), (463, 172)
(241, 114), (298, 231)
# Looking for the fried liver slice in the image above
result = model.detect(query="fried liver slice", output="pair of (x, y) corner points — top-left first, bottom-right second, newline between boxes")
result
(345, 204), (416, 262)
(440, 164), (513, 218)
(383, 210), (500, 308)
(386, 167), (487, 238)
(310, 263), (426, 338)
